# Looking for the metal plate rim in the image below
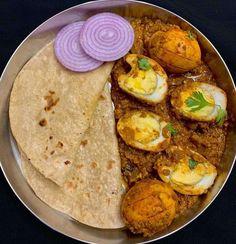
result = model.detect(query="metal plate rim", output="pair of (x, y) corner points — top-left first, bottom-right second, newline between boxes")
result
(0, 0), (235, 243)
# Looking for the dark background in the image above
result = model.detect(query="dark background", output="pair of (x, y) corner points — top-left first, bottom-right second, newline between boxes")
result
(0, 0), (236, 243)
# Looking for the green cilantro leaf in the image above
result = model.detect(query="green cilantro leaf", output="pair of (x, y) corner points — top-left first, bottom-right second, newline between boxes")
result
(165, 123), (177, 136)
(138, 58), (151, 71)
(185, 91), (211, 112)
(216, 105), (227, 126)
(189, 159), (198, 170)
(185, 91), (227, 126)
(187, 30), (195, 40)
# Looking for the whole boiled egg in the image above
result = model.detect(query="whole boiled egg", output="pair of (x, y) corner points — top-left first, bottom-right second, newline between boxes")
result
(171, 81), (227, 122)
(149, 28), (201, 73)
(157, 146), (217, 195)
(117, 110), (171, 152)
(118, 54), (168, 104)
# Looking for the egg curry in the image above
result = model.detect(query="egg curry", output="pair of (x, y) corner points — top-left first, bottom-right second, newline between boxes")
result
(111, 17), (228, 237)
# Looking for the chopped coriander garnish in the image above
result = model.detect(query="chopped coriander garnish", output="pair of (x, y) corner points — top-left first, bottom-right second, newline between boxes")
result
(189, 159), (198, 170)
(185, 91), (211, 112)
(165, 123), (177, 136)
(187, 30), (195, 40)
(185, 91), (227, 126)
(138, 58), (151, 71)
(215, 105), (227, 126)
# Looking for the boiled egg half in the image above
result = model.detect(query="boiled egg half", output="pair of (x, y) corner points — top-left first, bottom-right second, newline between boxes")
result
(171, 82), (227, 122)
(117, 110), (171, 152)
(118, 54), (168, 104)
(157, 146), (217, 195)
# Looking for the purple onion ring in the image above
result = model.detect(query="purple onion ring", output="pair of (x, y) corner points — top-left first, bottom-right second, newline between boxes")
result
(54, 21), (103, 72)
(80, 13), (134, 62)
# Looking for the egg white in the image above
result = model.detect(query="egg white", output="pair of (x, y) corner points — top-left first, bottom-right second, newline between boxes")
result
(158, 146), (217, 195)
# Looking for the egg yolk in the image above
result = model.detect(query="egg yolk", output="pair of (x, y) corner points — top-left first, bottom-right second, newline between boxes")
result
(171, 162), (206, 185)
(182, 88), (215, 107)
(124, 113), (160, 144)
(124, 69), (157, 95)
(180, 88), (215, 116)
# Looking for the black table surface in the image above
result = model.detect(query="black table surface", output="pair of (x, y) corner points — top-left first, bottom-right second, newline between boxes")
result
(0, 1), (236, 243)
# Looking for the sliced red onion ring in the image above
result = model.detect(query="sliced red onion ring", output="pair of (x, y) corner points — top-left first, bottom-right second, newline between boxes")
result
(54, 21), (103, 72)
(80, 13), (134, 62)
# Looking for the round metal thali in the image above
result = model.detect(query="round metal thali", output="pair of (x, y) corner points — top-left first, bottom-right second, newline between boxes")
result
(0, 1), (236, 243)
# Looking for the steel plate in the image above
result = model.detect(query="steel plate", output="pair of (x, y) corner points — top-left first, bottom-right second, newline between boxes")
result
(0, 1), (235, 243)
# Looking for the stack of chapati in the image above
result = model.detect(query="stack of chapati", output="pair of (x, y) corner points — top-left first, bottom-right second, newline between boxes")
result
(9, 42), (125, 228)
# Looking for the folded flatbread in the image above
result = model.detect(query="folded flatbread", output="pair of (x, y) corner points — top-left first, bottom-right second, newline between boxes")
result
(9, 42), (114, 186)
(21, 85), (125, 228)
